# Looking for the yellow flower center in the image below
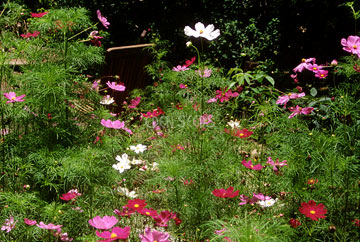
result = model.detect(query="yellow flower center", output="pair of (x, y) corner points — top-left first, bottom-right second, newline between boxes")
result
(320, 74), (324, 77)
(250, 165), (254, 168)
(145, 212), (150, 215)
(310, 210), (316, 214)
(154, 241), (158, 242)
(11, 97), (16, 100)
(134, 204), (139, 208)
(313, 67), (317, 70)
(353, 45), (357, 49)
(288, 93), (292, 96)
(199, 29), (204, 34)
(110, 233), (117, 238)
(239, 133), (244, 136)
(301, 58), (306, 62)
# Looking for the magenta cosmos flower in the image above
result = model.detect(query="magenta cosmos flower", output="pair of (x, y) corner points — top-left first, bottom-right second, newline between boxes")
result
(21, 31), (40, 38)
(153, 210), (173, 227)
(128, 96), (141, 108)
(4, 92), (25, 103)
(96, 226), (130, 242)
(124, 199), (147, 211)
(97, 10), (110, 29)
(139, 227), (170, 242)
(315, 69), (328, 79)
(60, 189), (82, 201)
(212, 186), (239, 198)
(242, 160), (263, 170)
(341, 35), (360, 57)
(88, 216), (118, 230)
(106, 81), (125, 91)
(31, 12), (48, 18)
(288, 105), (314, 119)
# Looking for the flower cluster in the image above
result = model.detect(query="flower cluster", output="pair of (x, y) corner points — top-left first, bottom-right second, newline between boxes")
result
(239, 193), (276, 207)
(208, 88), (239, 103)
(292, 57), (328, 80)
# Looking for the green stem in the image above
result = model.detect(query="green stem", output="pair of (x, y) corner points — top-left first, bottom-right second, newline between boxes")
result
(67, 23), (98, 41)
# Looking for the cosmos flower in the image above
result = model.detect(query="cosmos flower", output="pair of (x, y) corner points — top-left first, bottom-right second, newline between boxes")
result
(299, 200), (327, 221)
(212, 186), (239, 198)
(97, 10), (110, 29)
(184, 22), (220, 41)
(139, 227), (170, 242)
(96, 226), (130, 241)
(88, 216), (118, 230)
(106, 81), (125, 91)
(3, 92), (25, 103)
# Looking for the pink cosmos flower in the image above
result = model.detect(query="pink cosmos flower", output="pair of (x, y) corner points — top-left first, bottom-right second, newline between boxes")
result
(59, 232), (73, 241)
(89, 31), (103, 47)
(21, 31), (40, 38)
(331, 59), (338, 66)
(212, 186), (239, 198)
(184, 56), (196, 67)
(276, 92), (305, 107)
(4, 92), (26, 103)
(1, 216), (17, 232)
(172, 65), (189, 72)
(293, 58), (316, 73)
(96, 226), (130, 241)
(288, 105), (314, 119)
(139, 227), (170, 242)
(179, 83), (188, 89)
(242, 160), (263, 170)
(341, 35), (360, 57)
(31, 12), (48, 18)
(239, 193), (268, 205)
(196, 68), (212, 77)
(315, 69), (328, 79)
(153, 210), (173, 227)
(252, 193), (272, 201)
(100, 119), (132, 134)
(306, 63), (323, 73)
(24, 218), (37, 226)
(267, 157), (288, 172)
(207, 97), (218, 103)
(60, 189), (82, 201)
(215, 88), (239, 103)
(128, 96), (141, 108)
(97, 10), (110, 29)
(92, 80), (99, 90)
(200, 114), (213, 125)
(125, 199), (147, 211)
(106, 81), (125, 91)
(36, 222), (62, 230)
(88, 216), (118, 230)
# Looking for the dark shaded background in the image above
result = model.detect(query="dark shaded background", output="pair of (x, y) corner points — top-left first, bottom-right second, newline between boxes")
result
(25, 0), (357, 72)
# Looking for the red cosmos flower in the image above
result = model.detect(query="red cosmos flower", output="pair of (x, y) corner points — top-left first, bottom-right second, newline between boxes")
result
(31, 12), (48, 18)
(299, 200), (327, 221)
(21, 31), (40, 38)
(224, 128), (253, 138)
(153, 210), (173, 227)
(212, 186), (239, 198)
(125, 199), (147, 211)
(141, 107), (165, 119)
(138, 208), (158, 218)
(289, 218), (301, 228)
(185, 56), (196, 67)
(353, 219), (360, 227)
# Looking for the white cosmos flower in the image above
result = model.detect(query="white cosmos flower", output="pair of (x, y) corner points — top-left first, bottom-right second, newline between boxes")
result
(115, 154), (131, 163)
(130, 144), (147, 154)
(117, 187), (137, 198)
(184, 22), (220, 41)
(112, 160), (131, 173)
(258, 198), (277, 208)
(100, 95), (115, 105)
(227, 120), (240, 129)
(131, 158), (145, 165)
